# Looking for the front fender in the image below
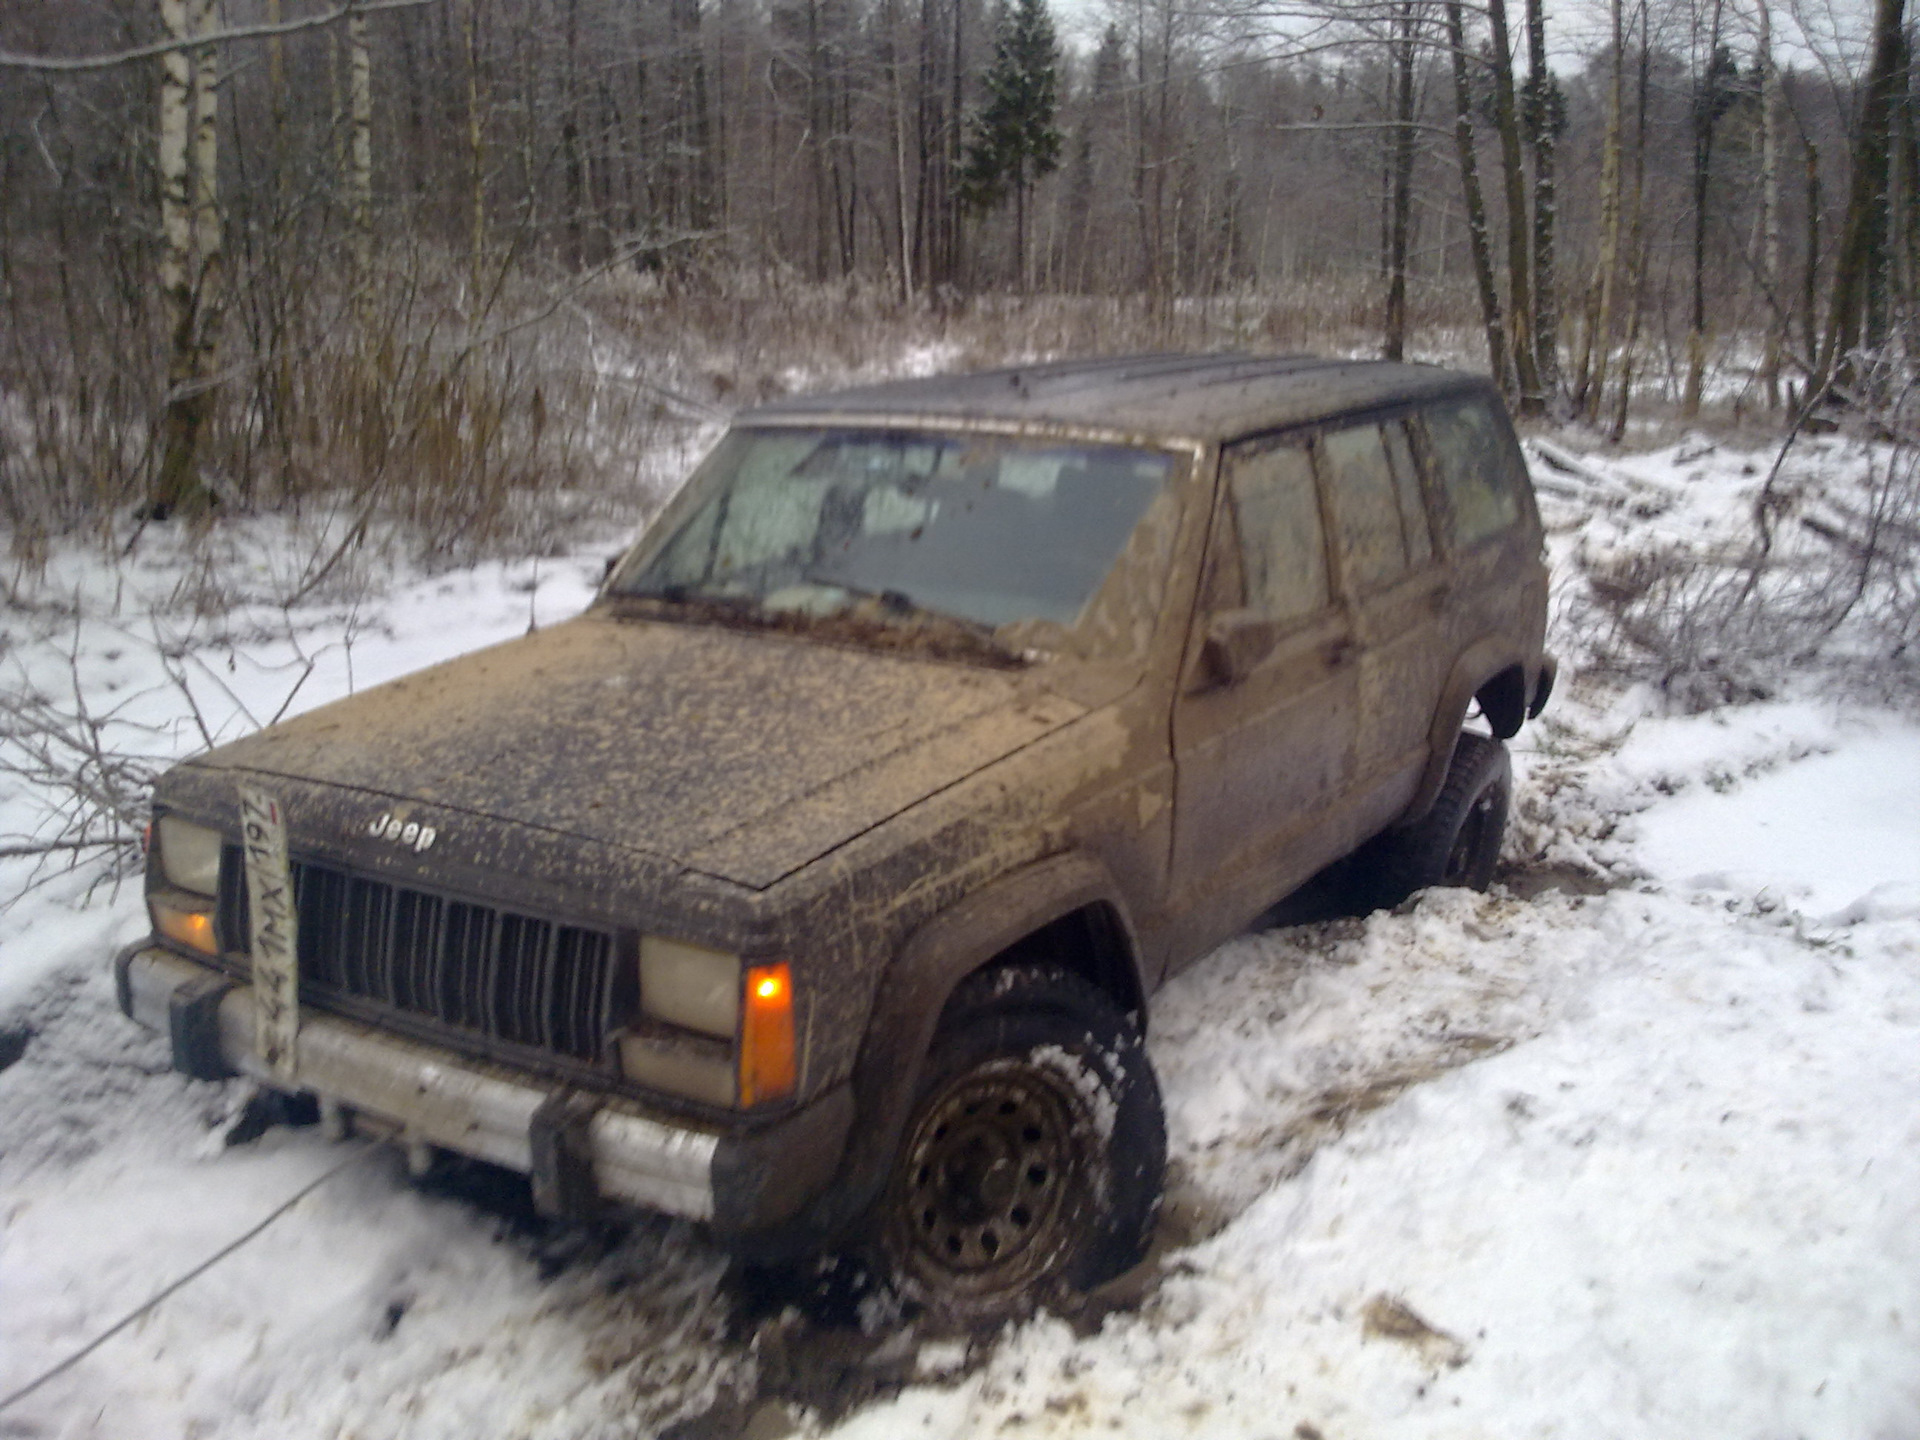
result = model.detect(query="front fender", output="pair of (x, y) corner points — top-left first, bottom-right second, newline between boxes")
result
(804, 851), (1145, 1240)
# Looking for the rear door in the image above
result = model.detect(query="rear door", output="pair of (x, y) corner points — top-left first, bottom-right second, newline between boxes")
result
(1316, 412), (1451, 812)
(1169, 432), (1359, 944)
(1417, 392), (1548, 673)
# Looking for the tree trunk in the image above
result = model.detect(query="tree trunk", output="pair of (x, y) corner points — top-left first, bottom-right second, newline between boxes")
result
(1757, 0), (1783, 408)
(561, 0), (585, 270)
(1897, 31), (1920, 358)
(885, 0), (914, 300)
(1015, 164), (1028, 292)
(1383, 0), (1417, 361)
(1523, 0), (1559, 397)
(348, 4), (373, 290)
(1683, 0), (1725, 418)
(1800, 0), (1903, 387)
(1446, 0), (1508, 387)
(1802, 141), (1821, 365)
(465, 0), (487, 300)
(153, 0), (223, 519)
(1486, 0), (1542, 412)
(950, 0), (965, 287)
(1610, 15), (1651, 442)
(1580, 0), (1625, 421)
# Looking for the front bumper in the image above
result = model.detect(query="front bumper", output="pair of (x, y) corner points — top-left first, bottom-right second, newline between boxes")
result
(116, 944), (851, 1234)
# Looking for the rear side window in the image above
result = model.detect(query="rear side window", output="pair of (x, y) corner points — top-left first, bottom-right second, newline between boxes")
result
(1382, 420), (1432, 567)
(1223, 438), (1328, 624)
(1320, 422), (1429, 594)
(1423, 396), (1526, 547)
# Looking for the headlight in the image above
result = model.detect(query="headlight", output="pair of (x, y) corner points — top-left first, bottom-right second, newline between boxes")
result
(626, 938), (798, 1108)
(638, 936), (739, 1038)
(158, 816), (222, 896)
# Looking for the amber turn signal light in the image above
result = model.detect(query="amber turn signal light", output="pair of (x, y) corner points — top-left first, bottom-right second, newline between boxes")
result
(152, 898), (218, 957)
(739, 962), (796, 1106)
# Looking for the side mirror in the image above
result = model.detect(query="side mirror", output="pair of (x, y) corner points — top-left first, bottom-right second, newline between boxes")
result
(601, 554), (621, 583)
(1200, 609), (1277, 687)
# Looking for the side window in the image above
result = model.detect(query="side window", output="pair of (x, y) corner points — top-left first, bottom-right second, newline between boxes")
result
(1320, 423), (1416, 593)
(1423, 396), (1525, 547)
(1382, 419), (1433, 567)
(1223, 438), (1329, 624)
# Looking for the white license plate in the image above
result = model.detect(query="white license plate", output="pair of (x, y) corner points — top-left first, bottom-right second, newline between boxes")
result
(238, 782), (300, 1083)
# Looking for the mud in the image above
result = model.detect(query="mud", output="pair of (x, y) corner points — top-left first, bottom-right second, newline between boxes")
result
(605, 592), (1029, 670)
(1494, 858), (1619, 900)
(413, 1154), (1003, 1437)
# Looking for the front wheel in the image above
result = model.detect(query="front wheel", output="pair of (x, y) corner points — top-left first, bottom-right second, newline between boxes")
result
(880, 963), (1165, 1322)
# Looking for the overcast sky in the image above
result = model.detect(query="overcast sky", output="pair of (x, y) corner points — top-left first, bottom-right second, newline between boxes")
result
(1047, 0), (1878, 83)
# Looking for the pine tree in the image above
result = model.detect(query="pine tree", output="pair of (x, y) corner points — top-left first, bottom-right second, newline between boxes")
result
(958, 0), (1063, 288)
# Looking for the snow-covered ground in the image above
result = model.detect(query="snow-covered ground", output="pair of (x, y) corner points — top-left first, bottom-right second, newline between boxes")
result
(2, 433), (1918, 1439)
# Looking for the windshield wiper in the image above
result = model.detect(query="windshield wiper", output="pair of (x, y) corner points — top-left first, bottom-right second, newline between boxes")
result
(613, 577), (1029, 668)
(801, 574), (919, 616)
(802, 576), (1027, 664)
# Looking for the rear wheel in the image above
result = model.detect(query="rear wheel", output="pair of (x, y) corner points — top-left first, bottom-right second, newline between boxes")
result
(881, 963), (1164, 1321)
(1362, 731), (1511, 910)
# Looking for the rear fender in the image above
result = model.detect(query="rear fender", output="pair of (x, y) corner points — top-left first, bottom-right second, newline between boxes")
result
(1401, 641), (1537, 826)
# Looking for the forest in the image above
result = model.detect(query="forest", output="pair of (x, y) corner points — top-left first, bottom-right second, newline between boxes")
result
(4, 10), (1920, 1433)
(0, 0), (1910, 555)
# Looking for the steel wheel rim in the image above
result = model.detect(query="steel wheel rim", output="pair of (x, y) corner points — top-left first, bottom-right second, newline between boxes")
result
(898, 1059), (1082, 1291)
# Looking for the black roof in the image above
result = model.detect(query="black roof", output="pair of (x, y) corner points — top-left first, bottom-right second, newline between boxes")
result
(741, 353), (1491, 444)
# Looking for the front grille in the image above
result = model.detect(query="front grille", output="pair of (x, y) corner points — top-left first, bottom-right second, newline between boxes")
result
(219, 849), (620, 1064)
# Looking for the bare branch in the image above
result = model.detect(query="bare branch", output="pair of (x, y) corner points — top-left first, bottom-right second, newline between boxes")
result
(0, 0), (436, 75)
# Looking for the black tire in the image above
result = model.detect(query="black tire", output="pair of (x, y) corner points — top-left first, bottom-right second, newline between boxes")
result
(1362, 731), (1512, 911)
(880, 962), (1165, 1321)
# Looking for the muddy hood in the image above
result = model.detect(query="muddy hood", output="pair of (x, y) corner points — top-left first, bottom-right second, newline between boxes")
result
(185, 614), (1084, 889)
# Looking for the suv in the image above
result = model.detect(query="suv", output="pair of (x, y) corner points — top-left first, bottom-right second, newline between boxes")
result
(119, 354), (1552, 1314)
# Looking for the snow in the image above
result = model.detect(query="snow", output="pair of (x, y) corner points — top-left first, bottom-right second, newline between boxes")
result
(1632, 723), (1920, 916)
(4, 432), (1920, 1439)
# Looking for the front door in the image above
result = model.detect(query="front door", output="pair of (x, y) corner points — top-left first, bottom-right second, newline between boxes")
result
(1169, 433), (1359, 952)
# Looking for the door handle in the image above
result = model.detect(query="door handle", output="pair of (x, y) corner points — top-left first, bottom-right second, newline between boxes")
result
(1322, 637), (1356, 667)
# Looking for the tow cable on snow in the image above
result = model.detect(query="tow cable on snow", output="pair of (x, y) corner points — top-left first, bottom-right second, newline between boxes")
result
(0, 1144), (377, 1415)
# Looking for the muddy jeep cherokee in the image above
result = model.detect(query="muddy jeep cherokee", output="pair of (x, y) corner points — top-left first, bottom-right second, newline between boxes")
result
(120, 354), (1553, 1313)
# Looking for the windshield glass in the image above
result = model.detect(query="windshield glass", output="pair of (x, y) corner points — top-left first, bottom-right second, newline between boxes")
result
(611, 428), (1177, 636)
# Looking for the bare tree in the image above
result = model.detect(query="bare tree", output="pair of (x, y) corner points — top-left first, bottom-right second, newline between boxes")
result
(1820, 0), (1909, 390)
(1754, 0), (1784, 407)
(1487, 0), (1543, 411)
(1576, 0), (1626, 421)
(1382, 0), (1419, 359)
(1522, 0), (1561, 397)
(1445, 0), (1509, 385)
(1682, 0), (1731, 418)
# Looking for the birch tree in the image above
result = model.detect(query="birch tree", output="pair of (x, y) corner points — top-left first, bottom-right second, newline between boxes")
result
(1576, 0), (1625, 421)
(1486, 0), (1543, 411)
(1446, 0), (1508, 385)
(348, 2), (373, 289)
(1521, 0), (1561, 397)
(1610, 15), (1651, 440)
(153, 0), (224, 518)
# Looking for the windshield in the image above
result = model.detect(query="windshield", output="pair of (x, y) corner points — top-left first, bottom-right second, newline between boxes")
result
(611, 428), (1177, 639)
